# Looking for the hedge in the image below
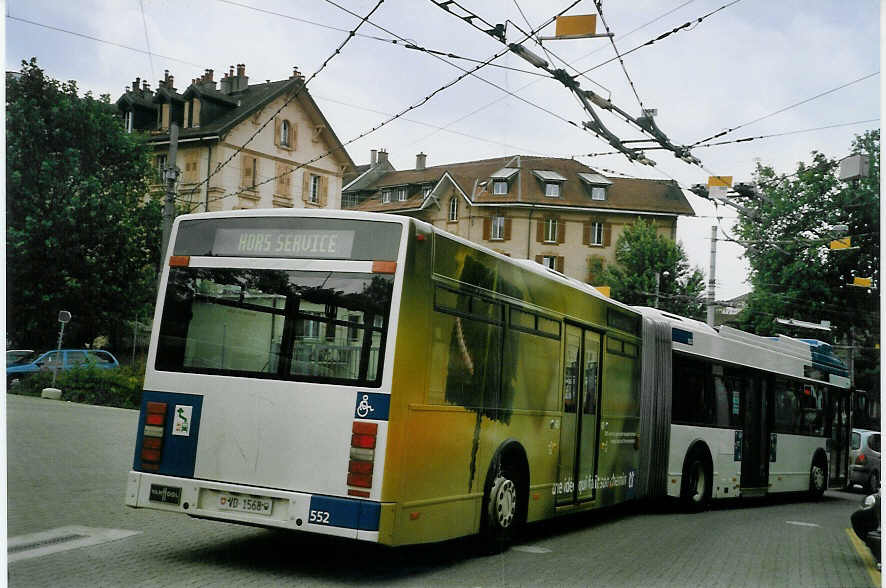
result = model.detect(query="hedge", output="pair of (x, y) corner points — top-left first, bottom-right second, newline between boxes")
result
(9, 363), (145, 409)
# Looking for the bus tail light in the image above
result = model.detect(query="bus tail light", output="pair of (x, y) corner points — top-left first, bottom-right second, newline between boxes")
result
(856, 453), (866, 465)
(348, 421), (377, 494)
(140, 401), (167, 471)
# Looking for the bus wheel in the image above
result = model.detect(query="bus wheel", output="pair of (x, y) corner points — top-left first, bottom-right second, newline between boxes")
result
(809, 460), (827, 499)
(479, 460), (521, 553)
(680, 449), (712, 512)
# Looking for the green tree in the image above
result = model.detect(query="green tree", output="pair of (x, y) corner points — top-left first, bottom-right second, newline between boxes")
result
(734, 130), (879, 392)
(6, 58), (162, 350)
(594, 218), (706, 318)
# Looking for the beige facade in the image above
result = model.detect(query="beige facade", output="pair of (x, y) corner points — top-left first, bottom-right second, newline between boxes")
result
(348, 154), (692, 286)
(120, 66), (352, 214)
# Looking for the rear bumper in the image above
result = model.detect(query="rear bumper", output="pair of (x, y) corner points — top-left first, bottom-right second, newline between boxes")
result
(125, 471), (382, 542)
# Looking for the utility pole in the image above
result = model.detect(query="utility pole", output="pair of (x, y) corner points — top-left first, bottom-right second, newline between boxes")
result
(706, 225), (717, 327)
(160, 123), (180, 261)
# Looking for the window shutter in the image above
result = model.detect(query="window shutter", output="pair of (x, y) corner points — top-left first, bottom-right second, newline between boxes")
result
(504, 218), (512, 241)
(556, 256), (564, 272)
(535, 255), (543, 264)
(603, 223), (612, 246)
(291, 123), (297, 149)
(274, 118), (281, 147)
(536, 219), (544, 243)
(557, 218), (565, 244)
(241, 156), (253, 188)
(302, 172), (311, 203)
(583, 221), (591, 245)
(483, 218), (491, 240)
(320, 175), (329, 206)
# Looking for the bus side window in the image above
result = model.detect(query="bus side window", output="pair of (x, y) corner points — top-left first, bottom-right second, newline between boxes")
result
(773, 378), (796, 434)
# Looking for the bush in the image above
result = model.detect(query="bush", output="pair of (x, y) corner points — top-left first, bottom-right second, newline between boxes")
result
(9, 363), (145, 409)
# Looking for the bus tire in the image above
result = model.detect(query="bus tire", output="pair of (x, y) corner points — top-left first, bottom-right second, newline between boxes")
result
(808, 455), (827, 499)
(680, 446), (712, 512)
(478, 448), (526, 554)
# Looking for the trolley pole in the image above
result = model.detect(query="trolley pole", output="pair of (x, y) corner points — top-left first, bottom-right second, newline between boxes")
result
(706, 225), (717, 327)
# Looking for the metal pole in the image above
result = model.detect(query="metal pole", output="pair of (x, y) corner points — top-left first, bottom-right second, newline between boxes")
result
(706, 225), (717, 327)
(51, 321), (66, 388)
(160, 123), (180, 261)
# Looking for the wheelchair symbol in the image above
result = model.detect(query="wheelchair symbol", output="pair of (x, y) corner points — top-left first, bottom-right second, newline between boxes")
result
(356, 395), (375, 418)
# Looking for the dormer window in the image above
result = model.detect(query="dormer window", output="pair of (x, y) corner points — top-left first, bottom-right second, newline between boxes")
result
(490, 167), (518, 196)
(397, 187), (408, 201)
(381, 189), (392, 204)
(532, 170), (567, 198)
(423, 184), (433, 198)
(578, 172), (612, 201)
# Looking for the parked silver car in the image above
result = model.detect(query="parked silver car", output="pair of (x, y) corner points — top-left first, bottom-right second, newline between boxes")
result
(850, 429), (881, 492)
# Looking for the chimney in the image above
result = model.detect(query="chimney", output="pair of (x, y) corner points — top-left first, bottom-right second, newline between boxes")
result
(220, 67), (233, 94)
(378, 149), (389, 166)
(133, 77), (140, 93)
(232, 63), (248, 92)
(370, 149), (378, 167)
(204, 69), (213, 82)
(416, 152), (427, 170)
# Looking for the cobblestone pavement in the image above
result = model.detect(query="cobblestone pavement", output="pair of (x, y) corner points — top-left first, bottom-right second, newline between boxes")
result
(7, 394), (878, 587)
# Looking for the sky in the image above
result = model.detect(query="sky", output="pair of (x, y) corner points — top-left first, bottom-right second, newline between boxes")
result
(4, 0), (881, 299)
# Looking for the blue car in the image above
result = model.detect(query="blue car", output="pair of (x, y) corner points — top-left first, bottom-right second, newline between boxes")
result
(7, 349), (120, 385)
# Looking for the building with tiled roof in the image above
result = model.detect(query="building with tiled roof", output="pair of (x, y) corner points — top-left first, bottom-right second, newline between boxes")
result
(115, 65), (354, 211)
(344, 152), (695, 284)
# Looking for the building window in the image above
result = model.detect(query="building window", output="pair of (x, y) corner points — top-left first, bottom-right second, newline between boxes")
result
(423, 184), (433, 198)
(397, 187), (408, 201)
(542, 256), (557, 269)
(493, 180), (508, 195)
(544, 218), (558, 243)
(155, 154), (167, 182)
(591, 186), (606, 200)
(381, 189), (392, 204)
(342, 193), (359, 208)
(545, 182), (561, 197)
(590, 222), (604, 245)
(310, 175), (320, 203)
(448, 197), (458, 221)
(491, 216), (505, 240)
(280, 119), (291, 147)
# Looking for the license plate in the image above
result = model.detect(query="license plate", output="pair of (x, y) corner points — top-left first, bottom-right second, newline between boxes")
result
(217, 493), (272, 516)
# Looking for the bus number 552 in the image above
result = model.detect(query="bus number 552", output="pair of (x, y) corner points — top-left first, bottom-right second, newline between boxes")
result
(309, 510), (330, 524)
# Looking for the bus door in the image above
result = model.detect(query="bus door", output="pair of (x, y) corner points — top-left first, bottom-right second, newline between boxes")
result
(740, 371), (770, 493)
(556, 324), (602, 506)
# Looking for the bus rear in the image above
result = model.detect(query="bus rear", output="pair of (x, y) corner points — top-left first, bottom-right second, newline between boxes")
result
(125, 210), (406, 543)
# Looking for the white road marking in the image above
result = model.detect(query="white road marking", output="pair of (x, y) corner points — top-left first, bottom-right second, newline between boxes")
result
(8, 526), (141, 562)
(785, 521), (821, 528)
(513, 544), (553, 554)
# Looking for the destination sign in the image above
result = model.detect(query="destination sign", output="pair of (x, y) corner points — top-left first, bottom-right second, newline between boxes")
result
(212, 228), (356, 258)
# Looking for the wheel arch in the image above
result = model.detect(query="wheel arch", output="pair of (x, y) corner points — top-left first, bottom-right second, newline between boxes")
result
(482, 439), (530, 526)
(682, 439), (714, 473)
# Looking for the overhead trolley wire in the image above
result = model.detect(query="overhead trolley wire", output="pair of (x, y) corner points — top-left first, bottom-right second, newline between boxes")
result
(689, 71), (880, 147)
(192, 2), (574, 211)
(577, 0), (743, 77)
(179, 0), (386, 204)
(592, 0), (645, 110)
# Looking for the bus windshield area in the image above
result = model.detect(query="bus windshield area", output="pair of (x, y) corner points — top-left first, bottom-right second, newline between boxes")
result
(155, 268), (394, 386)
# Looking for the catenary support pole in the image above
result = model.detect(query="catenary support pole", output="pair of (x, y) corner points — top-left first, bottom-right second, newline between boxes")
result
(160, 123), (180, 261)
(706, 225), (717, 327)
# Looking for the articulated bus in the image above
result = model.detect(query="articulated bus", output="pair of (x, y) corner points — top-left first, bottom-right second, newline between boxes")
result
(126, 209), (851, 549)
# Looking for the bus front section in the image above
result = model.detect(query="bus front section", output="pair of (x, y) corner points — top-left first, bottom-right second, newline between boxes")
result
(125, 211), (406, 543)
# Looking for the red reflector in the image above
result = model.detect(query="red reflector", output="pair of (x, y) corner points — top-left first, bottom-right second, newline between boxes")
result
(142, 437), (162, 450)
(856, 454), (866, 464)
(348, 489), (371, 498)
(169, 255), (190, 267)
(416, 234), (427, 241)
(146, 413), (165, 426)
(371, 261), (396, 274)
(146, 401), (167, 414)
(141, 448), (162, 463)
(352, 434), (376, 449)
(352, 422), (378, 436)
(347, 473), (372, 488)
(349, 460), (374, 475)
